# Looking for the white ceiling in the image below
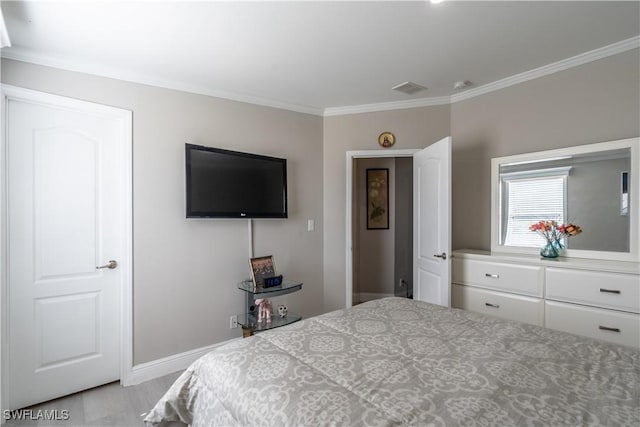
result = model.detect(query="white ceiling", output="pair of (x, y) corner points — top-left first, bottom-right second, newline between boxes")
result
(2, 1), (639, 116)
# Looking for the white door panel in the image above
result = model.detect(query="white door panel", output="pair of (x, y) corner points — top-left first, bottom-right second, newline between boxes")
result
(413, 137), (451, 307)
(35, 292), (101, 368)
(34, 129), (98, 279)
(415, 269), (442, 305)
(5, 89), (129, 409)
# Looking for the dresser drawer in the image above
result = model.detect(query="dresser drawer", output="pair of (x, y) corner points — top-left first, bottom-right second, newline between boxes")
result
(546, 268), (640, 313)
(452, 284), (544, 326)
(452, 258), (543, 297)
(545, 301), (640, 349)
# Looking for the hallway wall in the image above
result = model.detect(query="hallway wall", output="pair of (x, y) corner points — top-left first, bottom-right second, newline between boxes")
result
(354, 156), (413, 302)
(394, 157), (413, 298)
(354, 158), (395, 301)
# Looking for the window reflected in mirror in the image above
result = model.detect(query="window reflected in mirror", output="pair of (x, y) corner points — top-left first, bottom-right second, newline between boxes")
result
(621, 171), (629, 216)
(499, 148), (631, 252)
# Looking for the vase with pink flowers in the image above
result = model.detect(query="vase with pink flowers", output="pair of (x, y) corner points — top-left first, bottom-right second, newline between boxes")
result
(529, 220), (582, 259)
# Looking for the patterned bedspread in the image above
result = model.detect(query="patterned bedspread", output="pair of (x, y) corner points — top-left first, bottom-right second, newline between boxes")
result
(144, 297), (639, 426)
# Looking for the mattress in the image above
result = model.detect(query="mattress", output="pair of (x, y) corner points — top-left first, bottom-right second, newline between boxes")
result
(144, 297), (639, 426)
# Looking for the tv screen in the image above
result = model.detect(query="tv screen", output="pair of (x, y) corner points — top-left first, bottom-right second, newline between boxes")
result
(185, 144), (288, 218)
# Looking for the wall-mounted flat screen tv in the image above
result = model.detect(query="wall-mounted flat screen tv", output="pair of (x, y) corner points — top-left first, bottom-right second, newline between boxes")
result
(185, 143), (288, 218)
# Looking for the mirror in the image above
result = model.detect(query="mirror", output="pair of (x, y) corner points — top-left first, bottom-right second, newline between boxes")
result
(491, 138), (639, 262)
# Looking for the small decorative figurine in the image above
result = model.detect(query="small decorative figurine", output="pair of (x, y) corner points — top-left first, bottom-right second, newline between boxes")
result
(278, 304), (288, 318)
(255, 298), (272, 323)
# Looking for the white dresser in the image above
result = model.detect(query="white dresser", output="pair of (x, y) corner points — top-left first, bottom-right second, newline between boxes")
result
(451, 249), (640, 348)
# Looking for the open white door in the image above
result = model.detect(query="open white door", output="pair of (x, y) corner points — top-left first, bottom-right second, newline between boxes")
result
(4, 87), (131, 409)
(413, 137), (451, 307)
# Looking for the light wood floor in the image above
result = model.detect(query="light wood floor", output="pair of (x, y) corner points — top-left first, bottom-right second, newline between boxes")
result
(4, 371), (183, 427)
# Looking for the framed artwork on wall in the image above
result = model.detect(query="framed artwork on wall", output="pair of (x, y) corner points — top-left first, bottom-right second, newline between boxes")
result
(366, 168), (389, 230)
(378, 132), (395, 148)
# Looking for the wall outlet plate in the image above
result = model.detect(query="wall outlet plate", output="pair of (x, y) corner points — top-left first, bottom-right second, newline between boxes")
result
(230, 315), (238, 329)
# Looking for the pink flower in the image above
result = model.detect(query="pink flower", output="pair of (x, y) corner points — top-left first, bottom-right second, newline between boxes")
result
(529, 221), (582, 244)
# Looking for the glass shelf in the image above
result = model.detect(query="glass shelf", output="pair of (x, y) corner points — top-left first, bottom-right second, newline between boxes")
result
(237, 313), (302, 332)
(238, 279), (303, 298)
(237, 279), (303, 335)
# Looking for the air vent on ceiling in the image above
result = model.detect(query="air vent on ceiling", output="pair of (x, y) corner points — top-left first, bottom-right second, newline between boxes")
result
(392, 81), (427, 95)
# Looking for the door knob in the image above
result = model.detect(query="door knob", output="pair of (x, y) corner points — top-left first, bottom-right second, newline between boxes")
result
(96, 260), (118, 270)
(433, 252), (447, 260)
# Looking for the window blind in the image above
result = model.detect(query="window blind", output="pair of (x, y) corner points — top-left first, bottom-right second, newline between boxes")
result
(503, 175), (566, 247)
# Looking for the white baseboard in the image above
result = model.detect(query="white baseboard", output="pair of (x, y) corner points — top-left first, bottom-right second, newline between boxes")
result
(123, 337), (240, 386)
(355, 292), (395, 303)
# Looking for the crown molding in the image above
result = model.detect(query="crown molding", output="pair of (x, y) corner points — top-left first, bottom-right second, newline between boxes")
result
(0, 47), (325, 116)
(323, 96), (451, 117)
(450, 35), (640, 103)
(324, 35), (639, 116)
(2, 36), (638, 118)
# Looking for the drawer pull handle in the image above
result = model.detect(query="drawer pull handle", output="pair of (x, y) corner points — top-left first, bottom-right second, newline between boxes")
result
(485, 302), (500, 309)
(598, 326), (621, 333)
(599, 288), (621, 294)
(485, 273), (499, 279)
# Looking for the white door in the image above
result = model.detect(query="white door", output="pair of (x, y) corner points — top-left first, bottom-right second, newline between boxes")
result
(5, 87), (131, 409)
(413, 137), (451, 306)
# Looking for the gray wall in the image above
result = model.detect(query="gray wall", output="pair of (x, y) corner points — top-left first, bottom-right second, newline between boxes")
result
(568, 158), (630, 252)
(451, 49), (640, 251)
(1, 59), (324, 365)
(3, 46), (638, 361)
(323, 48), (638, 311)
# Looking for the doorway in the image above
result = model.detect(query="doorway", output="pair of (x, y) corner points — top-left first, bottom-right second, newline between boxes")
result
(345, 138), (452, 309)
(352, 157), (413, 304)
(345, 149), (419, 307)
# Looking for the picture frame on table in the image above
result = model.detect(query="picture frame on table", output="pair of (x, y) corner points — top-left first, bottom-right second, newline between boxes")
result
(249, 255), (277, 287)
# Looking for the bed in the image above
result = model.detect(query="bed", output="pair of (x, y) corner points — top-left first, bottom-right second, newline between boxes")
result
(144, 297), (639, 426)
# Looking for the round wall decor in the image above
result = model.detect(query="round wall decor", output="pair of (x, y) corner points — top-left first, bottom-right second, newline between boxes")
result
(378, 132), (395, 148)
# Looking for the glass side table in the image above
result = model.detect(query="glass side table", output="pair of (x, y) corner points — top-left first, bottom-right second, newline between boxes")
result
(237, 279), (303, 336)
